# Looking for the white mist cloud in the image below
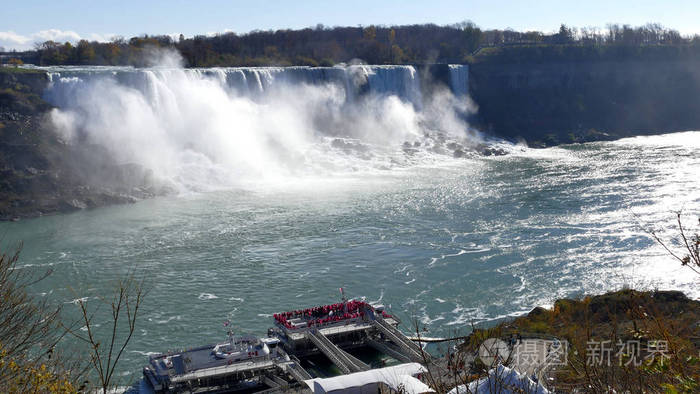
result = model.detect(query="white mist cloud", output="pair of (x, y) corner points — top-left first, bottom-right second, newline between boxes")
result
(0, 29), (113, 51)
(45, 49), (482, 191)
(143, 46), (184, 68)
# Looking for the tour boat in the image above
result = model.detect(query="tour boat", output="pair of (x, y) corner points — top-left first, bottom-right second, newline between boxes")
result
(212, 334), (271, 361)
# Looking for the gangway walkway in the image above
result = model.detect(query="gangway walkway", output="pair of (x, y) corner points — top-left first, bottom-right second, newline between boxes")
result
(306, 330), (351, 374)
(306, 330), (369, 374)
(340, 347), (371, 372)
(373, 317), (427, 362)
(279, 358), (313, 383)
(367, 339), (411, 363)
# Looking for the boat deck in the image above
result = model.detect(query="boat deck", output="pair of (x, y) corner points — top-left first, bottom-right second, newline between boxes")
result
(170, 359), (276, 383)
(284, 318), (394, 341)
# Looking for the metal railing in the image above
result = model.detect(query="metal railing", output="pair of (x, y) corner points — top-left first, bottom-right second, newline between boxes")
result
(367, 339), (412, 363)
(373, 318), (426, 362)
(307, 330), (353, 374)
(280, 359), (313, 383)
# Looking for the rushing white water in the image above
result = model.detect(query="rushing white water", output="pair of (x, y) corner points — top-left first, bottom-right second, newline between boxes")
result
(42, 60), (478, 193)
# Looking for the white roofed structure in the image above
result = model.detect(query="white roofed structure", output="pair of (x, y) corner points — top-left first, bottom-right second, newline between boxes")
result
(304, 362), (434, 394)
(448, 364), (550, 394)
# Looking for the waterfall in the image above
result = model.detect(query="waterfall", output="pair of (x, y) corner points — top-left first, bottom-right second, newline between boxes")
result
(44, 65), (429, 108)
(448, 65), (469, 97)
(43, 62), (481, 191)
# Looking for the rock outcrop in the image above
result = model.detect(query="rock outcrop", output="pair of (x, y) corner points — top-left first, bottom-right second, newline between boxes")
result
(0, 68), (167, 221)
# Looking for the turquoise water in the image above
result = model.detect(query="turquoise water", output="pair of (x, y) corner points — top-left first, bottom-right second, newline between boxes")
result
(2, 131), (699, 379)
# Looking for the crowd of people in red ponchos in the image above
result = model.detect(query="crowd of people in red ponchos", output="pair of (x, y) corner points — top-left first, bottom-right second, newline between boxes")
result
(274, 300), (386, 330)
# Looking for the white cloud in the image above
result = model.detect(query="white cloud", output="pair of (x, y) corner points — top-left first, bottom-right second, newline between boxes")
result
(0, 31), (32, 47)
(205, 29), (235, 37)
(33, 29), (82, 43)
(0, 29), (113, 51)
(86, 33), (116, 42)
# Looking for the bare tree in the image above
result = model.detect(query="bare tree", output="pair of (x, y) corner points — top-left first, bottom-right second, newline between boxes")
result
(65, 273), (146, 393)
(649, 211), (700, 276)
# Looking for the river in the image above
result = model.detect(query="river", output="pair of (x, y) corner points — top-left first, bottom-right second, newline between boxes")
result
(2, 62), (699, 378)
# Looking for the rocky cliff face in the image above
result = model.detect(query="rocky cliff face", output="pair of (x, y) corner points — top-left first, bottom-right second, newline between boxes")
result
(0, 70), (48, 94)
(469, 60), (700, 146)
(0, 68), (165, 221)
(0, 70), (50, 115)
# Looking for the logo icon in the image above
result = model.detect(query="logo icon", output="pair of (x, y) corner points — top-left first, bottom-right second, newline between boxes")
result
(478, 338), (510, 366)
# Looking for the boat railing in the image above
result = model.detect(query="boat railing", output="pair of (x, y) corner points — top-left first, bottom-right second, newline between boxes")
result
(273, 301), (373, 329)
(275, 314), (369, 332)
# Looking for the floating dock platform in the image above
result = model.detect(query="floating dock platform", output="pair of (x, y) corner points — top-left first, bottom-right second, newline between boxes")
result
(143, 300), (430, 393)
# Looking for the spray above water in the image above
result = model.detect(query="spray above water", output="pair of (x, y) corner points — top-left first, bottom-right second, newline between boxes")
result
(46, 50), (489, 192)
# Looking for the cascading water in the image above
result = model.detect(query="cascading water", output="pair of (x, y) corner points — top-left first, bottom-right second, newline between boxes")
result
(43, 59), (484, 192)
(45, 64), (452, 109)
(448, 64), (469, 97)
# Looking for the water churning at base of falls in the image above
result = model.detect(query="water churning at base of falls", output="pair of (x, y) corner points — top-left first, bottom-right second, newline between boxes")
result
(44, 62), (478, 192)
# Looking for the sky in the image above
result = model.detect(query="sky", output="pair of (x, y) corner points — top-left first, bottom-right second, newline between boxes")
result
(2, 0), (700, 51)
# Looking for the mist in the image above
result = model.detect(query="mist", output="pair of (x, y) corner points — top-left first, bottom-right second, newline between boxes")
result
(46, 50), (487, 193)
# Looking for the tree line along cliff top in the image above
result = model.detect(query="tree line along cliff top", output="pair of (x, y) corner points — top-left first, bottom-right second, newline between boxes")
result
(2, 22), (700, 67)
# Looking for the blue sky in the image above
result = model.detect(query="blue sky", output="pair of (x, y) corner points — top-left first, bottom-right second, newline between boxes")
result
(2, 0), (699, 50)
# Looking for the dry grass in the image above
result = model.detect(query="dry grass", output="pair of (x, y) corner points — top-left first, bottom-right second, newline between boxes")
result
(455, 289), (700, 393)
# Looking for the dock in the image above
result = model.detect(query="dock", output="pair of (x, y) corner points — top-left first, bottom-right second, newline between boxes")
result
(143, 300), (431, 393)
